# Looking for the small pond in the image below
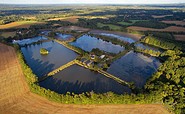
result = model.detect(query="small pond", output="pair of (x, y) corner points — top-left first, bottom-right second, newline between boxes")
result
(135, 43), (163, 52)
(55, 33), (73, 41)
(99, 33), (136, 43)
(70, 34), (124, 54)
(13, 36), (48, 46)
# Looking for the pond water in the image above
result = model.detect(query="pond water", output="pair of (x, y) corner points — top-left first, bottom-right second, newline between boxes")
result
(107, 51), (161, 87)
(21, 41), (78, 78)
(55, 33), (73, 41)
(99, 33), (136, 43)
(135, 43), (163, 52)
(70, 34), (124, 54)
(40, 30), (51, 36)
(13, 36), (48, 46)
(39, 64), (131, 94)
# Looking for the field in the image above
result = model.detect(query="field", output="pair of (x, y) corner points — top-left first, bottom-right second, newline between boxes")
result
(117, 20), (141, 26)
(161, 21), (185, 26)
(152, 15), (173, 18)
(0, 43), (170, 114)
(0, 31), (16, 38)
(57, 26), (90, 32)
(0, 21), (45, 29)
(174, 35), (185, 41)
(127, 26), (185, 32)
(48, 16), (79, 23)
(97, 23), (122, 30)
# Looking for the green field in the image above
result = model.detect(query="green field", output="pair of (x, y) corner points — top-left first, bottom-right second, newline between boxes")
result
(97, 23), (122, 30)
(118, 20), (144, 26)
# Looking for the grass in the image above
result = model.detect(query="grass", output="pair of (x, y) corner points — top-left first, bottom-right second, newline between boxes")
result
(97, 23), (122, 30)
(0, 21), (45, 29)
(118, 20), (142, 26)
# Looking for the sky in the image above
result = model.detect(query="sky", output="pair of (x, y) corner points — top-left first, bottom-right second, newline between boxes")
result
(0, 0), (184, 4)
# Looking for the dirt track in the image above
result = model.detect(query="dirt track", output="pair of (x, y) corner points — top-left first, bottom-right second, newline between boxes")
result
(0, 43), (170, 114)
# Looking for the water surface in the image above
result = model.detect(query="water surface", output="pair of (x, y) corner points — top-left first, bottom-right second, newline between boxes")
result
(55, 33), (72, 41)
(13, 36), (47, 46)
(70, 34), (124, 54)
(39, 64), (131, 94)
(100, 33), (136, 43)
(21, 41), (78, 77)
(107, 51), (161, 87)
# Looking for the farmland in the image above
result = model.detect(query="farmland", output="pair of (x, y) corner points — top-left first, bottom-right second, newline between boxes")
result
(0, 43), (170, 114)
(0, 21), (45, 29)
(0, 4), (184, 114)
(127, 26), (185, 32)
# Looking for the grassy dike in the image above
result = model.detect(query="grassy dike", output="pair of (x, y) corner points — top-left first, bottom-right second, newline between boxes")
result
(15, 44), (164, 105)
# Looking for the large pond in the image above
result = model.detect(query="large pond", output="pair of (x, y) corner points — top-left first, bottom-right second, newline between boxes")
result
(107, 51), (161, 87)
(21, 41), (78, 78)
(13, 36), (48, 46)
(39, 64), (131, 94)
(70, 34), (124, 54)
(99, 33), (136, 43)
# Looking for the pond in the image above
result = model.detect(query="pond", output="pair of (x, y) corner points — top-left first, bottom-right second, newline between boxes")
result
(70, 34), (124, 54)
(21, 41), (78, 78)
(99, 33), (136, 43)
(55, 33), (73, 41)
(107, 51), (161, 87)
(135, 43), (163, 52)
(39, 64), (131, 94)
(13, 36), (48, 46)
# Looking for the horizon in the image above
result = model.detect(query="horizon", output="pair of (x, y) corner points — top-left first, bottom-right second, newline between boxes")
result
(0, 0), (185, 5)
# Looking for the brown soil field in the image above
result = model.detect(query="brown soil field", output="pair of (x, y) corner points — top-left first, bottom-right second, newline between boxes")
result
(90, 30), (142, 41)
(152, 15), (173, 18)
(0, 21), (45, 29)
(48, 16), (79, 23)
(0, 43), (170, 114)
(162, 21), (185, 26)
(127, 26), (185, 32)
(174, 35), (185, 41)
(57, 26), (90, 32)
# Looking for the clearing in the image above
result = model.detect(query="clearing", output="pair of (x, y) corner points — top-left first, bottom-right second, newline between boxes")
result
(0, 43), (170, 114)
(0, 21), (45, 29)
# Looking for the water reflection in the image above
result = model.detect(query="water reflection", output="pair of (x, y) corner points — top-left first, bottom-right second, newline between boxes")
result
(13, 36), (47, 46)
(70, 34), (124, 54)
(107, 51), (161, 87)
(21, 41), (78, 77)
(39, 65), (131, 94)
(100, 33), (136, 43)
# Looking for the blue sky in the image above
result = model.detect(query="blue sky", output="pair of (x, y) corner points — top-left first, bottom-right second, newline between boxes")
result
(0, 0), (184, 4)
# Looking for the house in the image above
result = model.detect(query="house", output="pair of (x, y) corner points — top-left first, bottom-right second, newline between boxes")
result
(100, 55), (105, 59)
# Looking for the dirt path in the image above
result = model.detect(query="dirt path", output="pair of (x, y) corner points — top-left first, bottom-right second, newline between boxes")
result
(0, 43), (170, 114)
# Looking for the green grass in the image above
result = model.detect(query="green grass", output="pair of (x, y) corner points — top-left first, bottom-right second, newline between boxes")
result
(97, 23), (122, 30)
(118, 20), (145, 26)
